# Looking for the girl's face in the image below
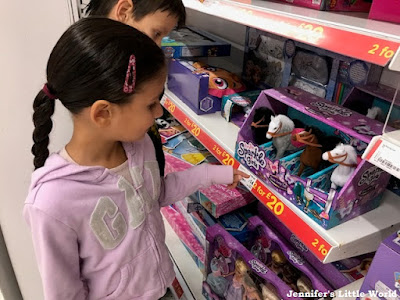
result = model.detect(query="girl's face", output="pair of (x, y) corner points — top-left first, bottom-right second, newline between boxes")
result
(111, 71), (166, 142)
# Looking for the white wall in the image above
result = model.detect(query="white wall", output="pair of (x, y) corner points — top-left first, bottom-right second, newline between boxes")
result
(0, 1), (73, 299)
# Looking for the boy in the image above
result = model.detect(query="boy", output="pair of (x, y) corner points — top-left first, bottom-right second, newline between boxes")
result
(87, 0), (186, 176)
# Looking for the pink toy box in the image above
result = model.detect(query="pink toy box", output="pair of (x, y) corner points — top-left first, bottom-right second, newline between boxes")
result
(369, 0), (400, 24)
(165, 153), (255, 218)
(258, 202), (376, 290)
(274, 0), (371, 11)
(203, 224), (334, 300)
(235, 87), (391, 229)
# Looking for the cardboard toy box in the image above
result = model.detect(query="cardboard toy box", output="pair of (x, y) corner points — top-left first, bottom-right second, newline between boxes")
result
(357, 230), (400, 300)
(258, 202), (376, 290)
(369, 0), (400, 24)
(161, 26), (231, 59)
(235, 86), (392, 229)
(243, 28), (381, 101)
(203, 224), (335, 300)
(273, 0), (371, 11)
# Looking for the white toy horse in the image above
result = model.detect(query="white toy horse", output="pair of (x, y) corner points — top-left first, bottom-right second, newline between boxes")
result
(266, 114), (295, 159)
(322, 143), (358, 189)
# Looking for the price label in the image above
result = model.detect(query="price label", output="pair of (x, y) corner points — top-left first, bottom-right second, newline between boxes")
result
(368, 44), (396, 59)
(298, 23), (324, 44)
(365, 138), (400, 179)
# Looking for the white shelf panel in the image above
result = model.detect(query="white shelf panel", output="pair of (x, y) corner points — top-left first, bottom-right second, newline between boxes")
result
(164, 217), (204, 300)
(183, 0), (400, 66)
(163, 88), (400, 263)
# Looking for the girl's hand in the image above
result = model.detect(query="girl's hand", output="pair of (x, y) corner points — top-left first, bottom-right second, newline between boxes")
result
(227, 169), (250, 189)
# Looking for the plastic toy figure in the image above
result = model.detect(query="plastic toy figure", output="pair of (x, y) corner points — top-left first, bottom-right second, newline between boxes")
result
(225, 258), (249, 300)
(242, 274), (263, 300)
(266, 115), (296, 159)
(251, 107), (274, 145)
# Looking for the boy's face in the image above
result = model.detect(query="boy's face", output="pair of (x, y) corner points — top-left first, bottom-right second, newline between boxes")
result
(125, 10), (178, 46)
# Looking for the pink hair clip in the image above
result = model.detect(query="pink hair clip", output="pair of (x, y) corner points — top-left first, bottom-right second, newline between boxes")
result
(123, 54), (136, 93)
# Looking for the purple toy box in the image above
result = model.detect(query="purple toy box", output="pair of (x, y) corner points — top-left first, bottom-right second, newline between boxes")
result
(203, 224), (335, 300)
(258, 202), (376, 290)
(274, 0), (371, 11)
(357, 230), (400, 300)
(246, 216), (333, 292)
(369, 0), (400, 24)
(235, 87), (391, 229)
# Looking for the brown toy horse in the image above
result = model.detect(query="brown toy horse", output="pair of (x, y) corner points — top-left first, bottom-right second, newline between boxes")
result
(293, 129), (322, 176)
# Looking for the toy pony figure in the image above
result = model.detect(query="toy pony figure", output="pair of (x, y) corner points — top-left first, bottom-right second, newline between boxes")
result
(322, 143), (358, 189)
(266, 114), (295, 159)
(193, 62), (246, 98)
(251, 107), (274, 145)
(293, 128), (323, 176)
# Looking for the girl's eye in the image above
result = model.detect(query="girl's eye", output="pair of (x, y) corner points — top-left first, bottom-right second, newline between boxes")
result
(213, 77), (228, 89)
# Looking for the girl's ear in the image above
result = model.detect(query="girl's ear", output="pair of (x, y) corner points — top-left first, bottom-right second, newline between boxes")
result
(90, 100), (113, 127)
(113, 0), (134, 24)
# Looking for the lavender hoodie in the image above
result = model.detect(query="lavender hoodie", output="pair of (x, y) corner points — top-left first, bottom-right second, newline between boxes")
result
(24, 135), (233, 300)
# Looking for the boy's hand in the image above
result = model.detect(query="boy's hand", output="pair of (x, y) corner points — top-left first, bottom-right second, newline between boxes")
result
(227, 169), (250, 189)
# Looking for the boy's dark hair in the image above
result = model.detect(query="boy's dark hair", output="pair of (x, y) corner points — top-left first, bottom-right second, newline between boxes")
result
(32, 17), (166, 169)
(86, 0), (186, 27)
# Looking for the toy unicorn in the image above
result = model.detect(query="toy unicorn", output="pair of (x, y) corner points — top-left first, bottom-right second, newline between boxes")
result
(322, 143), (358, 189)
(293, 128), (322, 176)
(266, 114), (295, 159)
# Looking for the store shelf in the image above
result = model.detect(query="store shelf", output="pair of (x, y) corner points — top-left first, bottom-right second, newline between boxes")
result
(183, 0), (400, 66)
(162, 88), (400, 263)
(164, 217), (204, 300)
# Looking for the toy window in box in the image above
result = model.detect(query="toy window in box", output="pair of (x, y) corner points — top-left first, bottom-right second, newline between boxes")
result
(168, 60), (246, 115)
(358, 230), (400, 300)
(242, 28), (381, 101)
(257, 202), (376, 290)
(204, 224), (304, 300)
(235, 87), (392, 229)
(161, 26), (231, 58)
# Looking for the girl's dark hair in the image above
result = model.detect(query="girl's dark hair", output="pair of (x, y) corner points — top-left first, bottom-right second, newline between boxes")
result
(86, 0), (186, 28)
(32, 17), (166, 169)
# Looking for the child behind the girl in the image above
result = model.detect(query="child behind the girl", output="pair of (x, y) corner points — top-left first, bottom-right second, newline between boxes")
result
(25, 17), (246, 300)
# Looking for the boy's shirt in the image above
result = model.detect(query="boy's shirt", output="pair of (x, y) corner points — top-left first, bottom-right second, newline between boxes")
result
(24, 134), (232, 299)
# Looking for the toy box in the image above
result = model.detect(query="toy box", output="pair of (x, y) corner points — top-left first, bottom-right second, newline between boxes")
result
(357, 230), (400, 300)
(168, 59), (246, 115)
(246, 216), (333, 292)
(161, 26), (231, 58)
(221, 90), (262, 127)
(235, 86), (392, 229)
(369, 0), (400, 24)
(243, 28), (381, 101)
(258, 202), (376, 290)
(273, 0), (371, 11)
(203, 224), (335, 300)
(165, 153), (255, 217)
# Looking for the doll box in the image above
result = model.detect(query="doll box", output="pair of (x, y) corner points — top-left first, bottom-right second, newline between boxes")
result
(167, 59), (246, 115)
(369, 0), (400, 24)
(257, 202), (376, 290)
(164, 153), (255, 217)
(235, 86), (391, 229)
(161, 26), (231, 59)
(277, 0), (371, 11)
(246, 216), (333, 292)
(204, 224), (304, 300)
(357, 231), (400, 299)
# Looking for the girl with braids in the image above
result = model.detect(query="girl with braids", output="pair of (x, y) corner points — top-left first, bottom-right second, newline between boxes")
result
(25, 17), (247, 300)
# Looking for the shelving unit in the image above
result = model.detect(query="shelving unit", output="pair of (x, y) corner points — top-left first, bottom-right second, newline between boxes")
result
(162, 88), (400, 264)
(183, 0), (400, 66)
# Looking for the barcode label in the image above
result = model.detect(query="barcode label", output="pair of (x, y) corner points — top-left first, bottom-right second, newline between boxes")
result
(238, 164), (257, 190)
(376, 157), (400, 173)
(312, 0), (322, 4)
(369, 138), (400, 179)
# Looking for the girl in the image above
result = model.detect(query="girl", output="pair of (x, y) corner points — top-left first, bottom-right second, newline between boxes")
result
(25, 17), (247, 300)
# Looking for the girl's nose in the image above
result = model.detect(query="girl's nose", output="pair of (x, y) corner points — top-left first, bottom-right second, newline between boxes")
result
(154, 102), (163, 119)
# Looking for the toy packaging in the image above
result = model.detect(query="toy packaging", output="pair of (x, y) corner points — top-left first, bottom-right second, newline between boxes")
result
(235, 87), (392, 229)
(156, 116), (187, 143)
(165, 153), (255, 217)
(369, 0), (400, 24)
(168, 59), (246, 115)
(273, 0), (371, 11)
(257, 202), (376, 290)
(161, 26), (231, 58)
(221, 90), (262, 127)
(243, 28), (381, 101)
(357, 230), (400, 300)
(246, 216), (333, 292)
(203, 224), (335, 300)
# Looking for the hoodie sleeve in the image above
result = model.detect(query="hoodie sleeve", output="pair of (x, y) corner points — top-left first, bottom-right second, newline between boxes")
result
(24, 205), (87, 300)
(158, 163), (233, 207)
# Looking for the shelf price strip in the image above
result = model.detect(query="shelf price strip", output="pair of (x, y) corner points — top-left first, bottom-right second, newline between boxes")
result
(195, 0), (400, 66)
(162, 96), (333, 261)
